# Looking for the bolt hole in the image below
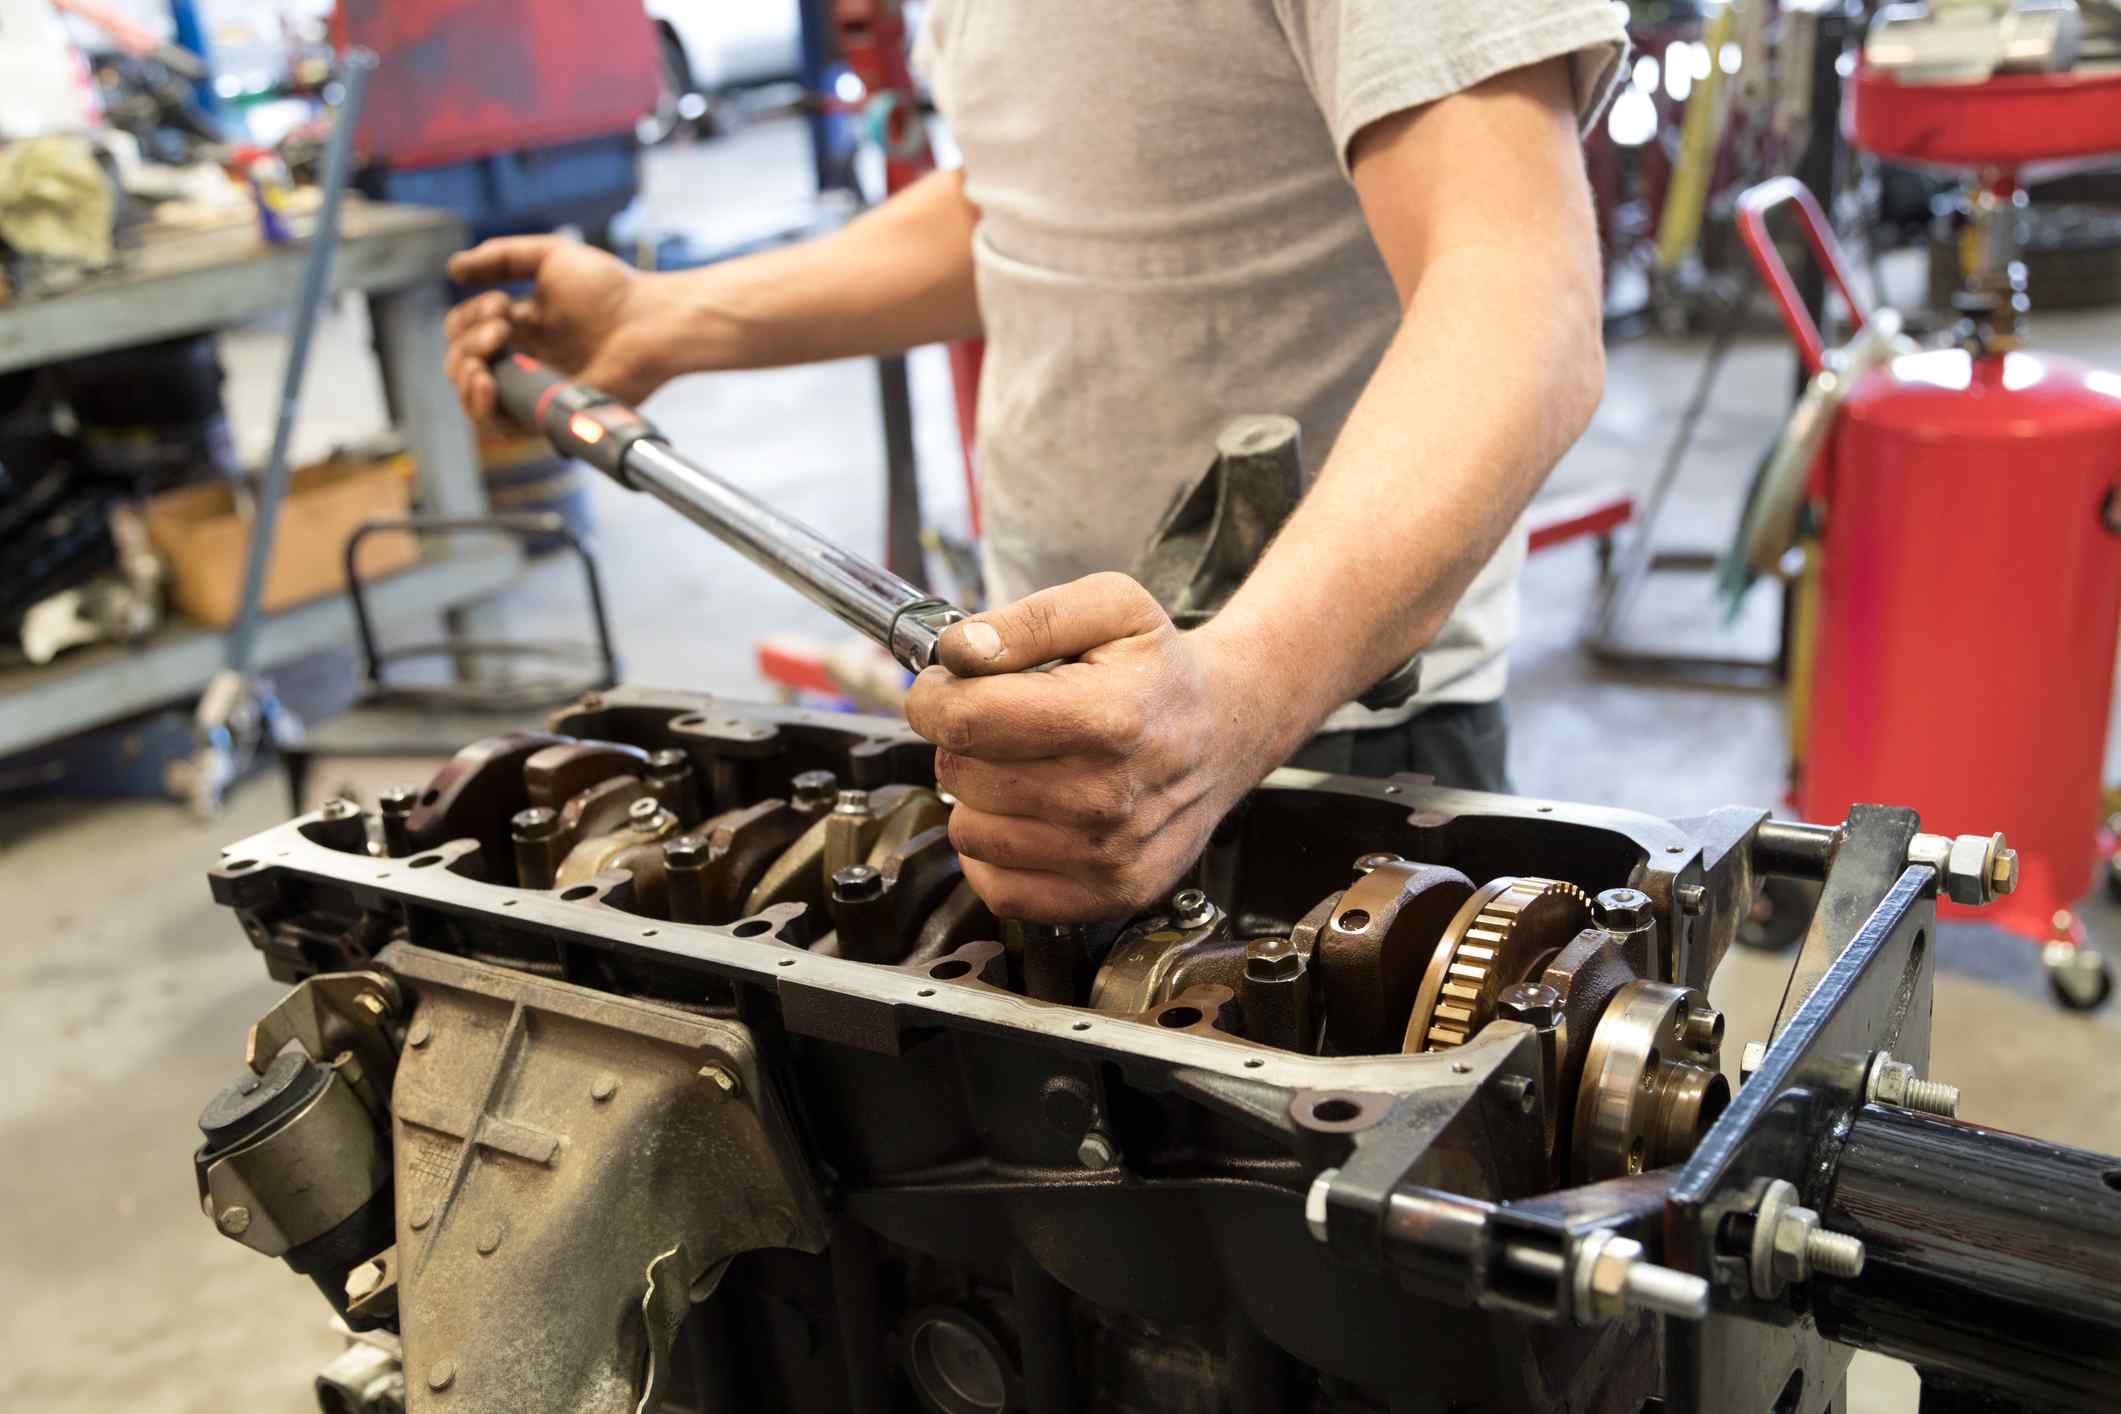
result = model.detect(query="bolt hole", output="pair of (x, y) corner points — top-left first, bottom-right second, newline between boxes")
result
(732, 919), (772, 938)
(223, 859), (257, 872)
(673, 715), (704, 727)
(375, 873), (391, 881)
(642, 930), (658, 938)
(1244, 1058), (1264, 1069)
(1627, 1137), (1646, 1174)
(1384, 785), (1402, 796)
(1157, 1006), (1203, 1029)
(918, 988), (936, 998)
(408, 854), (443, 869)
(1451, 1062), (1470, 1075)
(1311, 1097), (1361, 1123)
(778, 958), (796, 968)
(501, 899), (516, 907)
(1666, 845), (1684, 854)
(420, 789), (439, 807)
(929, 959), (973, 980)
(1336, 909), (1371, 931)
(2104, 1170), (2121, 1194)
(1071, 1022), (1091, 1032)
(560, 884), (598, 901)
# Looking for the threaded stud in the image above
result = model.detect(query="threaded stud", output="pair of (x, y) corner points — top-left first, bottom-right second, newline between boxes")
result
(1903, 1077), (1960, 1117)
(1806, 1229), (1866, 1279)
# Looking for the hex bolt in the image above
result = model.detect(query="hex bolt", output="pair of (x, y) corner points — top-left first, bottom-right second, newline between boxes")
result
(833, 864), (884, 903)
(1740, 1040), (1767, 1084)
(1682, 1006), (1724, 1053)
(320, 797), (359, 821)
(1990, 846), (2021, 897)
(1496, 981), (1562, 1030)
(378, 785), (416, 817)
(427, 1359), (457, 1393)
(700, 1063), (740, 1096)
(628, 796), (664, 830)
(833, 788), (871, 816)
(217, 1205), (252, 1235)
(1593, 887), (1654, 932)
(355, 992), (388, 1021)
(647, 747), (687, 773)
(1245, 936), (1301, 980)
(1304, 1168), (1339, 1243)
(665, 834), (709, 868)
(1353, 852), (1403, 874)
(1677, 884), (1707, 916)
(1171, 888), (1215, 929)
(791, 769), (838, 811)
(1077, 1130), (1119, 1170)
(1866, 1051), (1960, 1118)
(512, 806), (559, 838)
(345, 1260), (384, 1303)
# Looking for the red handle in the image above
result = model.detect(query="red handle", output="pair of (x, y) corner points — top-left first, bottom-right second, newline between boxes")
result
(1736, 177), (1870, 376)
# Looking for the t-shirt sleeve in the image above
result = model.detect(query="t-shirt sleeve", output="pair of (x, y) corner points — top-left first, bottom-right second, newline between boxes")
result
(1274, 0), (1629, 171)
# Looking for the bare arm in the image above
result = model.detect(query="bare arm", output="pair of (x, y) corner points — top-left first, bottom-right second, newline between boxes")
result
(445, 168), (982, 423)
(1201, 57), (1606, 758)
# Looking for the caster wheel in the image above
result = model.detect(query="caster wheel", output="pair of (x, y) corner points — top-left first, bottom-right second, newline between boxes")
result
(1739, 875), (1816, 952)
(2044, 941), (2113, 1012)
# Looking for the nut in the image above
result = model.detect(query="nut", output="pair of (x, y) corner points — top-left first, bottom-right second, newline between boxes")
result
(1495, 981), (1562, 1030)
(647, 747), (687, 773)
(1593, 888), (1654, 932)
(1943, 833), (2007, 906)
(1245, 936), (1301, 980)
(833, 788), (871, 816)
(1353, 852), (1403, 873)
(1577, 1230), (1643, 1323)
(320, 797), (359, 821)
(699, 1063), (740, 1095)
(1769, 1199), (1820, 1287)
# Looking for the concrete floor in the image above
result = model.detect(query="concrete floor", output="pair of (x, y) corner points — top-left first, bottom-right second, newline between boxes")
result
(4, 125), (2119, 1413)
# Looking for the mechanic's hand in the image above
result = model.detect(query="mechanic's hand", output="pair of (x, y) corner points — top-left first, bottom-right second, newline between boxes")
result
(904, 573), (1284, 922)
(443, 235), (668, 429)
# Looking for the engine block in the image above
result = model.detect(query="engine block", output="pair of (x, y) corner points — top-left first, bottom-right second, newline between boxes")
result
(188, 686), (2119, 1414)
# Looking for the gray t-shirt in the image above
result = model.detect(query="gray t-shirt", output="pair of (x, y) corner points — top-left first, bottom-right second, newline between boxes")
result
(916, 0), (1623, 725)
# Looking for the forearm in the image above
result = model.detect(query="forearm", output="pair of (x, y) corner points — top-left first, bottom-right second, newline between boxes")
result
(641, 168), (983, 378)
(1203, 247), (1604, 759)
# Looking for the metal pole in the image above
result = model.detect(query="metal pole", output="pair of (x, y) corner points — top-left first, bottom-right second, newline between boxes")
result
(222, 48), (376, 678)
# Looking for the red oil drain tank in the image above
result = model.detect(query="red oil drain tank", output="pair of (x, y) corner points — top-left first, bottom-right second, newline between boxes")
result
(1739, 171), (2121, 952)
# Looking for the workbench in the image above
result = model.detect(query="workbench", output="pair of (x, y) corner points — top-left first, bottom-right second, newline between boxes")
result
(0, 200), (520, 761)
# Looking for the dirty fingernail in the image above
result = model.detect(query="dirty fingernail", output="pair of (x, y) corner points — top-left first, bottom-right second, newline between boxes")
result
(958, 623), (1003, 661)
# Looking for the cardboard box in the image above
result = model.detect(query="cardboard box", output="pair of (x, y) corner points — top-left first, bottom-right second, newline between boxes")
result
(144, 455), (418, 627)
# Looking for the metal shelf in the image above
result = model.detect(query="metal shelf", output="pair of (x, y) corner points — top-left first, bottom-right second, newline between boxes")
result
(0, 548), (520, 759)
